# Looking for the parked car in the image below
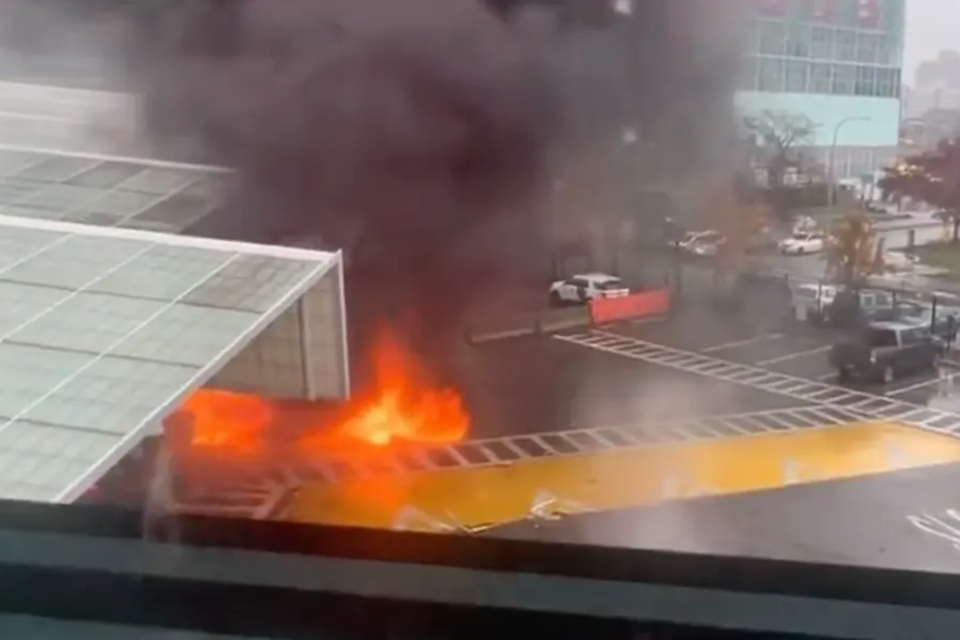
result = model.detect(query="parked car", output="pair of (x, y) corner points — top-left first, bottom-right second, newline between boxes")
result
(792, 285), (922, 327)
(881, 251), (919, 272)
(790, 283), (837, 323)
(686, 231), (727, 256)
(778, 232), (826, 255)
(549, 273), (629, 306)
(830, 320), (945, 384)
(672, 230), (724, 252)
(791, 215), (817, 234)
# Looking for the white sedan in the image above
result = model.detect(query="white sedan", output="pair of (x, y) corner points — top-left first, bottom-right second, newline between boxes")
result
(778, 232), (825, 255)
(549, 273), (629, 306)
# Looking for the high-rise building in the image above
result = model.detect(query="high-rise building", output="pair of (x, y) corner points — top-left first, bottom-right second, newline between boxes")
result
(737, 0), (905, 180)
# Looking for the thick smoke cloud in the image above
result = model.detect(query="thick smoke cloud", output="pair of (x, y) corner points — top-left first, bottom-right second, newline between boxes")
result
(145, 0), (555, 262)
(132, 0), (743, 383)
(0, 0), (743, 384)
(137, 0), (564, 381)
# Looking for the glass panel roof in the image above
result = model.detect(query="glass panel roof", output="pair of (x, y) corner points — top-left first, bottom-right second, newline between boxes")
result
(0, 148), (228, 234)
(0, 81), (227, 234)
(0, 81), (136, 154)
(0, 216), (336, 504)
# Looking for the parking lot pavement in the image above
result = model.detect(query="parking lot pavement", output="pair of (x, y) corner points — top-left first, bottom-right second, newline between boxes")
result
(614, 309), (787, 352)
(462, 336), (800, 440)
(600, 315), (960, 415)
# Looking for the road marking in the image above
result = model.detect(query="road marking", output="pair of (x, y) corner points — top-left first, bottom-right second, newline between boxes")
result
(566, 406), (858, 439)
(887, 371), (960, 397)
(288, 421), (960, 531)
(556, 330), (960, 436)
(817, 371), (837, 381)
(701, 333), (784, 353)
(755, 345), (831, 366)
(283, 406), (867, 485)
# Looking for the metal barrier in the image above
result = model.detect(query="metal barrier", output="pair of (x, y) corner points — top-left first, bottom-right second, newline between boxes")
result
(465, 307), (590, 344)
(588, 289), (671, 324)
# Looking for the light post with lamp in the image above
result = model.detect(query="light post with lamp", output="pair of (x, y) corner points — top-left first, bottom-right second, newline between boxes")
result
(827, 115), (870, 205)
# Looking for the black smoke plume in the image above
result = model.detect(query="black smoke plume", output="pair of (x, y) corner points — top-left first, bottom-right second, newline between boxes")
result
(1, 0), (743, 393)
(136, 0), (565, 379)
(144, 0), (554, 255)
(131, 0), (743, 391)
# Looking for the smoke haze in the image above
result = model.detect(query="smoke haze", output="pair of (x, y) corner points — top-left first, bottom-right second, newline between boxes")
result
(0, 0), (744, 387)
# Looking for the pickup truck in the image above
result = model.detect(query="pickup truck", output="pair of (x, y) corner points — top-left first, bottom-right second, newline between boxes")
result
(830, 320), (945, 384)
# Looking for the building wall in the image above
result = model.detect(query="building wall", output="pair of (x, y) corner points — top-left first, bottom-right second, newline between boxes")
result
(736, 0), (905, 179)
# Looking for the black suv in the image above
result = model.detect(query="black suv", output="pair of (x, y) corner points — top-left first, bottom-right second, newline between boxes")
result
(830, 320), (946, 384)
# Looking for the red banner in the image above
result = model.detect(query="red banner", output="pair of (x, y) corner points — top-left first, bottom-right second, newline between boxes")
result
(589, 290), (671, 325)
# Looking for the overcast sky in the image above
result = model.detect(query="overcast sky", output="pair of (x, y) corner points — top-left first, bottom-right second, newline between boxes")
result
(904, 0), (960, 80)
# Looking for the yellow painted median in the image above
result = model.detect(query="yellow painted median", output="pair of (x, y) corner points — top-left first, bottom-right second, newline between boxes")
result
(290, 421), (960, 531)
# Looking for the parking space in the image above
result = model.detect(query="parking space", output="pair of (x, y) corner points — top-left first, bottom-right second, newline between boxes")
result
(460, 336), (800, 441)
(604, 311), (960, 407)
(565, 322), (960, 436)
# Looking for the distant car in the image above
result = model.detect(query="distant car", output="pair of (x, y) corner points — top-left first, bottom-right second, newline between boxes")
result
(778, 232), (826, 255)
(822, 288), (904, 327)
(882, 251), (919, 271)
(549, 273), (629, 306)
(790, 283), (837, 322)
(685, 231), (727, 256)
(793, 286), (918, 327)
(791, 215), (818, 234)
(830, 320), (945, 384)
(672, 230), (721, 251)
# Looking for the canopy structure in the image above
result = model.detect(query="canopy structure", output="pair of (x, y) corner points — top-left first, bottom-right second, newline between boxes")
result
(0, 145), (226, 234)
(0, 80), (135, 155)
(0, 194), (346, 505)
(0, 81), (350, 505)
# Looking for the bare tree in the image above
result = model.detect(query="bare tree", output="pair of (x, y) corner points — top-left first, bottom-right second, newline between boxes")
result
(742, 109), (817, 188)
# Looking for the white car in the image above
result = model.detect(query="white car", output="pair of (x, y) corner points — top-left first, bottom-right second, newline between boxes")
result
(778, 232), (825, 255)
(685, 231), (727, 256)
(549, 273), (629, 306)
(673, 230), (724, 253)
(791, 215), (817, 234)
(791, 283), (837, 321)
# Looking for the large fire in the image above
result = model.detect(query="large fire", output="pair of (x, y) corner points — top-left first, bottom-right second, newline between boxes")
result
(164, 331), (469, 463)
(324, 332), (469, 447)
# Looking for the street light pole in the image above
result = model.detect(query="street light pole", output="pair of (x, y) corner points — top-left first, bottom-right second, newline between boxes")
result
(827, 115), (870, 205)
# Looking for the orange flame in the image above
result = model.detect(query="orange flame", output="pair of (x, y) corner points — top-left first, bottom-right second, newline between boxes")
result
(167, 331), (469, 462)
(348, 333), (466, 444)
(178, 389), (273, 457)
(302, 331), (470, 452)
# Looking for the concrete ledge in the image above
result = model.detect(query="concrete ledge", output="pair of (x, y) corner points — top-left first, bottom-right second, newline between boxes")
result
(466, 324), (538, 344)
(466, 307), (591, 344)
(536, 307), (592, 333)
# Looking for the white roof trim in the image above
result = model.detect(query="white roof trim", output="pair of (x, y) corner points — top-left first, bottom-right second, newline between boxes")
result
(0, 214), (339, 264)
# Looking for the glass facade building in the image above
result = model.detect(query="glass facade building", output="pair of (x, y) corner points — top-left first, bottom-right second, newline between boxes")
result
(736, 0), (905, 179)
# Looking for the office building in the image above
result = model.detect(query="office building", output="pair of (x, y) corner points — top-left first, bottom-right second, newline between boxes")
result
(737, 0), (905, 180)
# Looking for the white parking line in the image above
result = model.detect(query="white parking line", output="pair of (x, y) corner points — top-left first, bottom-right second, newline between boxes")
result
(755, 345), (832, 366)
(887, 370), (960, 397)
(701, 333), (784, 353)
(817, 371), (837, 381)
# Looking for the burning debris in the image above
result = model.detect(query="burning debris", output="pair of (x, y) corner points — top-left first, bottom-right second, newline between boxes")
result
(163, 331), (469, 475)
